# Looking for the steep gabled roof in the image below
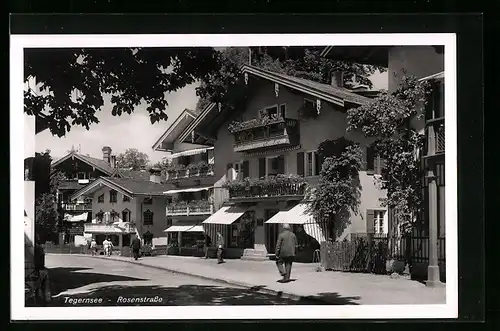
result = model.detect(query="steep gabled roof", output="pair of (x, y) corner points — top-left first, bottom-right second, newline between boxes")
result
(70, 176), (171, 201)
(111, 168), (151, 181)
(51, 152), (115, 175)
(241, 65), (372, 107)
(151, 108), (198, 151)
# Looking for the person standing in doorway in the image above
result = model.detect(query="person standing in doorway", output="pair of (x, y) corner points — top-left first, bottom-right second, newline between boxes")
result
(130, 236), (141, 260)
(216, 232), (224, 264)
(204, 233), (211, 259)
(275, 223), (297, 283)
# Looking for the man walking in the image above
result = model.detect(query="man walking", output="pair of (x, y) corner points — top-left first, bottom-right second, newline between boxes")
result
(216, 232), (224, 264)
(130, 236), (141, 260)
(204, 233), (211, 259)
(275, 223), (297, 283)
(90, 238), (97, 256)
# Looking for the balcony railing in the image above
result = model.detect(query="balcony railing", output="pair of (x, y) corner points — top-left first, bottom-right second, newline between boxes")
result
(426, 117), (445, 156)
(84, 223), (137, 234)
(166, 166), (214, 181)
(166, 202), (214, 216)
(61, 202), (92, 211)
(230, 118), (300, 152)
(225, 175), (307, 200)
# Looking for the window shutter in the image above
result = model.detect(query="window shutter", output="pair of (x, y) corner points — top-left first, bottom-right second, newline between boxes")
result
(296, 152), (305, 177)
(377, 157), (387, 176)
(258, 158), (266, 178)
(314, 152), (323, 175)
(242, 160), (250, 179)
(366, 209), (375, 234)
(226, 163), (233, 180)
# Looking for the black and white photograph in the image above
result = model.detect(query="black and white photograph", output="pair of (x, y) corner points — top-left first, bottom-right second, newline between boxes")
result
(13, 33), (457, 320)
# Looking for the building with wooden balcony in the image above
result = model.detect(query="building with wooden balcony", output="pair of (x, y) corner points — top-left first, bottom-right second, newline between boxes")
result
(321, 45), (446, 285)
(179, 64), (388, 260)
(70, 169), (172, 250)
(152, 109), (218, 253)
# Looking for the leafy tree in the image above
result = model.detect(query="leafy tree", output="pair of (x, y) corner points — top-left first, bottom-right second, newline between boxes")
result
(306, 137), (363, 240)
(25, 47), (220, 137)
(35, 193), (59, 243)
(116, 148), (150, 170)
(346, 74), (431, 235)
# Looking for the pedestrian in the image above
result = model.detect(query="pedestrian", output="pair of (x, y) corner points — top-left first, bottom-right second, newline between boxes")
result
(216, 232), (224, 264)
(204, 233), (211, 259)
(275, 223), (297, 283)
(130, 236), (141, 261)
(107, 239), (114, 256)
(102, 238), (110, 256)
(90, 238), (97, 256)
(87, 239), (91, 254)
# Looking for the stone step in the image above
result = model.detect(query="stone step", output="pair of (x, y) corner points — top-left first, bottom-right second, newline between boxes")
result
(240, 255), (270, 261)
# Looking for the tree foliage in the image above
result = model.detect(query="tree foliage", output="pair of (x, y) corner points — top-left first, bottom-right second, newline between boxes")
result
(25, 47), (220, 137)
(306, 137), (363, 240)
(115, 148), (150, 170)
(346, 74), (431, 234)
(35, 193), (59, 241)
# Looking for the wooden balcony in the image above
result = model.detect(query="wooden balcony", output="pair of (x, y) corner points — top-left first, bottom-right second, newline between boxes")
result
(166, 166), (214, 182)
(226, 175), (307, 202)
(426, 117), (445, 158)
(166, 201), (214, 216)
(231, 118), (300, 152)
(61, 202), (92, 211)
(84, 222), (137, 234)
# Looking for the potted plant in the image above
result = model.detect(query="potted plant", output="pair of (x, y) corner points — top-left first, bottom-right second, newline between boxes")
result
(96, 210), (104, 223)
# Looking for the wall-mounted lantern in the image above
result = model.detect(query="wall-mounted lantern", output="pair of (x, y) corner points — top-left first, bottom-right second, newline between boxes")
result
(244, 72), (249, 85)
(274, 83), (279, 97)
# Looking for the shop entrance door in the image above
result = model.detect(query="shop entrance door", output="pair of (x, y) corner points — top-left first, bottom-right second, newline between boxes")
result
(265, 209), (280, 254)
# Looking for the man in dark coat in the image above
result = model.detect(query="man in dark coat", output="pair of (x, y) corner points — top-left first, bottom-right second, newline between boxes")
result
(130, 236), (141, 260)
(216, 232), (224, 264)
(275, 223), (297, 282)
(204, 233), (211, 259)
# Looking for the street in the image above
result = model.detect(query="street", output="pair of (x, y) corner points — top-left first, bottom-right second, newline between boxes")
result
(44, 254), (322, 306)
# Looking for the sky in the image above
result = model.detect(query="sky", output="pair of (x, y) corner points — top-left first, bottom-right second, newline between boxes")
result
(34, 70), (388, 165)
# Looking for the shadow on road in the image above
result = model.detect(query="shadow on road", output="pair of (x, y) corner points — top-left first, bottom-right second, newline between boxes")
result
(45, 267), (360, 306)
(48, 267), (146, 296)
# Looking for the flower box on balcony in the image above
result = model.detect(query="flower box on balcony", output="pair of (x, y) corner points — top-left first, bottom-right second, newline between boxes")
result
(224, 174), (307, 200)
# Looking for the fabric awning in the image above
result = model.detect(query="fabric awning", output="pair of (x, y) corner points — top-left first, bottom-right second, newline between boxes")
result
(164, 225), (196, 232)
(64, 212), (88, 222)
(167, 147), (214, 159)
(187, 225), (204, 232)
(419, 71), (444, 82)
(265, 203), (313, 224)
(202, 205), (248, 225)
(163, 186), (213, 195)
(303, 222), (326, 244)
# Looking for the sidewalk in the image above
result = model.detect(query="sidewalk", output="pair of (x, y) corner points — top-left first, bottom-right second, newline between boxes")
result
(68, 254), (446, 305)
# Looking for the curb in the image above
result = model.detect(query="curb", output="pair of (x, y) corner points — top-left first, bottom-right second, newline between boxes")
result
(50, 254), (330, 305)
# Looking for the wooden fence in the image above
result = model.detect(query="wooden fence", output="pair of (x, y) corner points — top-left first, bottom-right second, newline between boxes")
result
(320, 234), (446, 274)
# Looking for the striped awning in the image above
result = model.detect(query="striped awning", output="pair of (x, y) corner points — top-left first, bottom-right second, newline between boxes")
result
(202, 205), (248, 225)
(167, 147), (214, 159)
(264, 203), (313, 224)
(163, 186), (213, 195)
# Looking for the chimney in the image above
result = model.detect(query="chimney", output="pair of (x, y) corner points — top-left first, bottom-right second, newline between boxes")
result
(331, 71), (344, 88)
(149, 167), (162, 183)
(102, 146), (112, 164)
(110, 155), (116, 168)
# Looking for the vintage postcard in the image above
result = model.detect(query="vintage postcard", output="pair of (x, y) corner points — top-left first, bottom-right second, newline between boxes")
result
(11, 33), (457, 320)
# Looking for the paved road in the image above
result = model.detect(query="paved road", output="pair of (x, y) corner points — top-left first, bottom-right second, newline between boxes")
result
(44, 254), (320, 306)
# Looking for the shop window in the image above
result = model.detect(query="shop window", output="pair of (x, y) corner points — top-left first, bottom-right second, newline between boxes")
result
(109, 190), (117, 203)
(229, 211), (255, 248)
(122, 234), (131, 247)
(143, 231), (153, 245)
(143, 210), (154, 225)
